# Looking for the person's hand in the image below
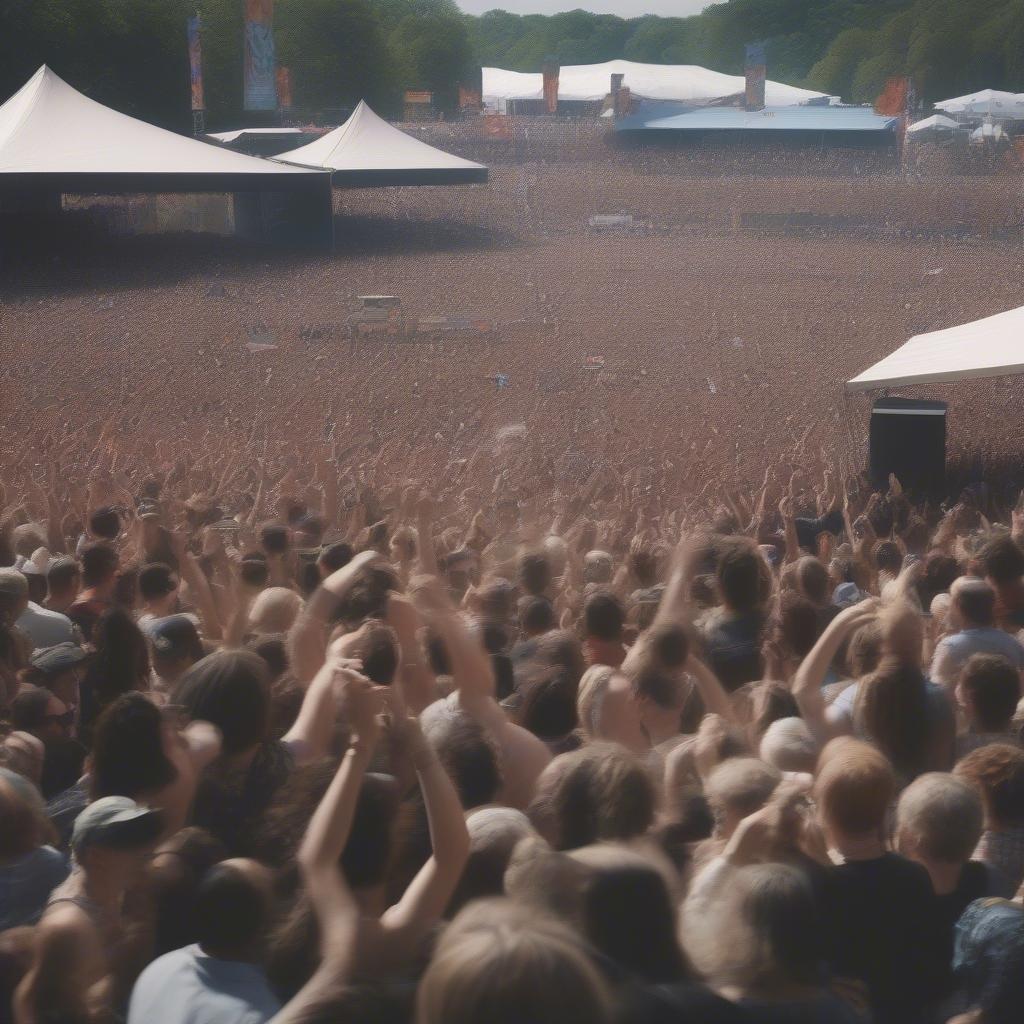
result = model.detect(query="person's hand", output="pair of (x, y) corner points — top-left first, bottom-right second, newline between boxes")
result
(385, 592), (421, 641)
(337, 664), (383, 748)
(888, 473), (903, 497)
(386, 709), (431, 768)
(723, 781), (808, 866)
(323, 549), (383, 596)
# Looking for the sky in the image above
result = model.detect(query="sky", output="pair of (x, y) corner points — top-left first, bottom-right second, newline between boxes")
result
(456, 1), (711, 16)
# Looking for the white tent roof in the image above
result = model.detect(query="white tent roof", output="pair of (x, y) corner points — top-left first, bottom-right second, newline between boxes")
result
(907, 113), (959, 133)
(208, 128), (304, 144)
(276, 101), (487, 186)
(0, 66), (323, 192)
(847, 305), (1024, 391)
(934, 89), (1024, 117)
(482, 60), (832, 108)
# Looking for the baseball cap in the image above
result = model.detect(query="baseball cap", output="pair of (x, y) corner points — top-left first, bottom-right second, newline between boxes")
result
(71, 796), (163, 855)
(30, 642), (88, 675)
(137, 501), (161, 521)
(0, 568), (28, 597)
(146, 615), (203, 662)
(833, 582), (867, 609)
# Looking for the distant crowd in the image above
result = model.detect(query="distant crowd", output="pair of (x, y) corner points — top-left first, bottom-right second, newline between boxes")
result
(1, 451), (1024, 1024)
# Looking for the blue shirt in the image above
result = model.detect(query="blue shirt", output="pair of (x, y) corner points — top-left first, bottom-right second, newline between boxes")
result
(0, 845), (70, 929)
(930, 627), (1024, 687)
(128, 944), (280, 1024)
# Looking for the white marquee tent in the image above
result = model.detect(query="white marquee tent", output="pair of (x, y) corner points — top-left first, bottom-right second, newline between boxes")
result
(482, 60), (833, 109)
(934, 89), (1024, 117)
(207, 128), (304, 145)
(846, 304), (1024, 391)
(0, 66), (325, 193)
(276, 101), (487, 186)
(906, 113), (959, 133)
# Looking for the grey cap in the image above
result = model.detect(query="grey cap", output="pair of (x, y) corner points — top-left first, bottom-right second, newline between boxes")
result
(0, 568), (28, 597)
(71, 796), (163, 854)
(29, 642), (88, 675)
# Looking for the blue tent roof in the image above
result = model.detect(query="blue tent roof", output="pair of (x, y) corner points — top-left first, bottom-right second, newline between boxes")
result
(617, 105), (898, 133)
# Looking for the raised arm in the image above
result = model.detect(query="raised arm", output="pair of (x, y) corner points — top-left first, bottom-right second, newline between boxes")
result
(416, 492), (439, 576)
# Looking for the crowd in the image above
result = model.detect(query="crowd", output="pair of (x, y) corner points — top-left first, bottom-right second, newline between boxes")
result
(1, 452), (1024, 1024)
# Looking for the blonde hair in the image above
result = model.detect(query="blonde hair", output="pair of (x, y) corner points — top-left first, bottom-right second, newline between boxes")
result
(418, 899), (612, 1024)
(896, 772), (983, 864)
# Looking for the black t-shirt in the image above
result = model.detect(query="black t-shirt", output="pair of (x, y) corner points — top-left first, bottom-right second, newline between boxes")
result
(819, 853), (946, 1024)
(698, 610), (765, 692)
(616, 982), (748, 1024)
(738, 993), (865, 1024)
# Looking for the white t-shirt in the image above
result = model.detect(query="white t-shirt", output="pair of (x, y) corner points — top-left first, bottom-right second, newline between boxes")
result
(15, 602), (78, 652)
(128, 945), (280, 1024)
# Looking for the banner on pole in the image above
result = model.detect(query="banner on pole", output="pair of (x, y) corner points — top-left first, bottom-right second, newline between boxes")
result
(276, 66), (293, 111)
(244, 0), (278, 111)
(187, 15), (205, 112)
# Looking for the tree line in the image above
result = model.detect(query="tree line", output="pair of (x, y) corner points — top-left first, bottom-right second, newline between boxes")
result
(2, 0), (1023, 131)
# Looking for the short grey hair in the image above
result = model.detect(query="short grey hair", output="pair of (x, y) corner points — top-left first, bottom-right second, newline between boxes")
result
(759, 718), (818, 775)
(896, 772), (983, 864)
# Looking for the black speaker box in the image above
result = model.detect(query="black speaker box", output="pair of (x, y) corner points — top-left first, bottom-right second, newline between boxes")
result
(869, 397), (947, 496)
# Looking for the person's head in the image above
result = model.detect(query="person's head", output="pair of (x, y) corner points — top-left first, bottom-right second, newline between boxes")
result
(334, 621), (399, 686)
(20, 563), (46, 605)
(717, 541), (764, 614)
(574, 845), (687, 984)
(759, 718), (819, 775)
(795, 556), (830, 607)
(70, 795), (163, 882)
(80, 542), (119, 592)
(583, 592), (624, 643)
(815, 738), (895, 845)
(629, 546), (659, 589)
(684, 862), (823, 996)
(582, 551), (613, 586)
(90, 692), (178, 801)
(954, 743), (1024, 830)
(856, 652), (929, 781)
(957, 654), (1021, 733)
(176, 650), (271, 757)
(417, 899), (612, 1024)
(0, 768), (50, 861)
(704, 757), (781, 839)
(518, 669), (579, 743)
(259, 523), (290, 557)
(90, 607), (151, 704)
(422, 707), (502, 810)
(950, 576), (997, 629)
(294, 514), (325, 550)
(46, 556), (81, 607)
(773, 591), (819, 662)
(148, 615), (205, 683)
(0, 569), (29, 624)
(918, 552), (960, 608)
(528, 743), (656, 850)
(318, 541), (354, 576)
(874, 540), (902, 577)
(847, 618), (883, 678)
(10, 686), (73, 744)
(450, 808), (536, 913)
(518, 551), (552, 597)
(194, 859), (275, 961)
(25, 641), (88, 713)
(248, 587), (304, 635)
(88, 507), (120, 542)
(896, 772), (983, 870)
(239, 552), (270, 590)
(632, 665), (688, 722)
(981, 535), (1024, 587)
(520, 596), (556, 638)
(137, 562), (179, 613)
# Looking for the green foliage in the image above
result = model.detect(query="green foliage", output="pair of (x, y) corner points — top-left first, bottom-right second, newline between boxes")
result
(3, 0), (1024, 131)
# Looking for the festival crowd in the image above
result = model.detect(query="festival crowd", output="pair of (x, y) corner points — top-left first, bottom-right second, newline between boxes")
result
(1, 453), (1023, 1024)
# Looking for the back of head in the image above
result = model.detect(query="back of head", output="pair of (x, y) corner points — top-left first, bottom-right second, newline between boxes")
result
(249, 587), (304, 635)
(426, 712), (502, 810)
(717, 541), (764, 614)
(955, 743), (1024, 828)
(10, 686), (52, 734)
(80, 542), (119, 588)
(138, 562), (177, 603)
(450, 808), (536, 911)
(775, 592), (819, 659)
(875, 541), (902, 577)
(981, 535), (1024, 585)
(88, 507), (120, 542)
(583, 592), (624, 642)
(520, 596), (556, 637)
(0, 772), (43, 860)
(342, 621), (400, 686)
(796, 556), (830, 606)
(953, 577), (997, 628)
(704, 757), (782, 823)
(419, 900), (611, 1024)
(91, 607), (151, 700)
(518, 551), (552, 597)
(195, 861), (272, 958)
(47, 557), (80, 595)
(91, 692), (178, 800)
(897, 772), (983, 865)
(528, 743), (656, 851)
(759, 718), (818, 775)
(856, 651), (929, 779)
(176, 649), (270, 756)
(815, 738), (895, 838)
(959, 653), (1020, 733)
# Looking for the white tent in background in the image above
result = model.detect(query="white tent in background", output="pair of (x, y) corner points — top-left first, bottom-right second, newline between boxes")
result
(934, 89), (1024, 117)
(276, 101), (487, 186)
(906, 113), (959, 133)
(0, 66), (324, 193)
(970, 121), (1008, 142)
(482, 60), (834, 109)
(207, 128), (304, 144)
(846, 305), (1024, 391)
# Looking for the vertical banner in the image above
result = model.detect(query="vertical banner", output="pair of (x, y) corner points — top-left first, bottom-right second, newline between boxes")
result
(244, 0), (278, 111)
(276, 66), (293, 111)
(542, 60), (559, 115)
(744, 42), (766, 111)
(458, 84), (482, 111)
(874, 76), (908, 117)
(187, 15), (205, 112)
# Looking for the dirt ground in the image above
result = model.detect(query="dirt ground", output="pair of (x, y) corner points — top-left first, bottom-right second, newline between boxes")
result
(2, 145), (1023, 503)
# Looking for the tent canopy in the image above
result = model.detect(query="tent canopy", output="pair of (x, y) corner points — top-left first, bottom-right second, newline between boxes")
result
(847, 305), (1024, 391)
(619, 105), (896, 134)
(482, 60), (833, 108)
(0, 66), (325, 193)
(934, 89), (1024, 117)
(907, 113), (959, 133)
(207, 128), (304, 144)
(276, 101), (487, 186)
